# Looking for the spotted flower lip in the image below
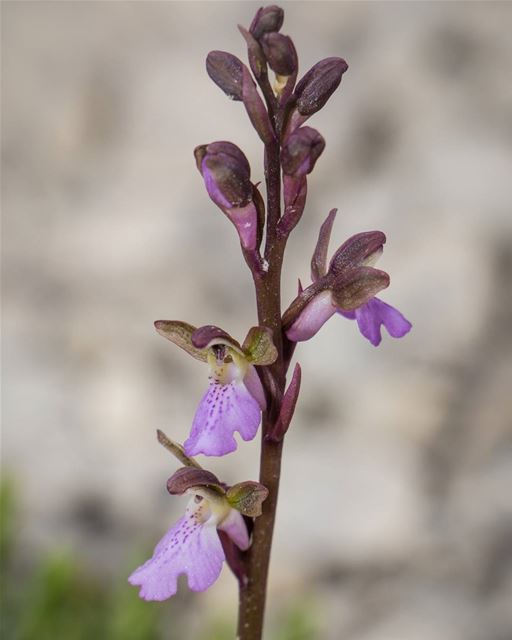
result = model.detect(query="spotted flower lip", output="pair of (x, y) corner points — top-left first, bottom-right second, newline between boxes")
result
(129, 467), (268, 601)
(154, 321), (277, 456)
(128, 481), (250, 601)
(284, 209), (412, 346)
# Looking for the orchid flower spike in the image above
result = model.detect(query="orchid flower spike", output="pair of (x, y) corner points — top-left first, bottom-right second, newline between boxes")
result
(154, 322), (277, 456)
(129, 467), (268, 601)
(283, 209), (412, 346)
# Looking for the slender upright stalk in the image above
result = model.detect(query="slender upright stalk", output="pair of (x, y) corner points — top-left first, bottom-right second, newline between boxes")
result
(237, 115), (286, 640)
(129, 7), (411, 638)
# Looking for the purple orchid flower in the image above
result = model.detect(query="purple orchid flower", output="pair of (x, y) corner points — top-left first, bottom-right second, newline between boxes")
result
(129, 467), (268, 601)
(284, 209), (411, 346)
(154, 322), (277, 456)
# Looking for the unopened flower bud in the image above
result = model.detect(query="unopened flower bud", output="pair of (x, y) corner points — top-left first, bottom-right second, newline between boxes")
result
(194, 141), (252, 209)
(206, 51), (244, 101)
(294, 57), (348, 116)
(260, 33), (296, 76)
(249, 5), (284, 39)
(194, 142), (261, 250)
(281, 126), (325, 177)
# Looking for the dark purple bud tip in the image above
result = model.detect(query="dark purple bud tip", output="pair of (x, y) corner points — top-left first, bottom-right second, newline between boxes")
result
(167, 467), (225, 495)
(331, 266), (390, 311)
(260, 33), (296, 76)
(282, 126), (325, 177)
(194, 141), (252, 209)
(329, 231), (386, 275)
(250, 5), (284, 39)
(206, 51), (244, 101)
(294, 57), (348, 116)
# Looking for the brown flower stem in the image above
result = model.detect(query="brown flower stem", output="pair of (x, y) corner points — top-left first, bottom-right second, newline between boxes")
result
(236, 112), (288, 640)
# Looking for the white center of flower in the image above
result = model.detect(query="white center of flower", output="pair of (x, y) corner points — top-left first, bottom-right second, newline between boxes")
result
(186, 487), (231, 526)
(207, 350), (248, 385)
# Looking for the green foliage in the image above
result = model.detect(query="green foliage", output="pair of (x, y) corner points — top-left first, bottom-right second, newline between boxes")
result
(206, 615), (237, 640)
(16, 553), (107, 640)
(107, 564), (163, 640)
(0, 479), (16, 561)
(275, 601), (320, 640)
(0, 479), (164, 640)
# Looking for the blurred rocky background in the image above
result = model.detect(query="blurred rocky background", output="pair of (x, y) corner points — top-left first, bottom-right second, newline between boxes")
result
(2, 1), (512, 639)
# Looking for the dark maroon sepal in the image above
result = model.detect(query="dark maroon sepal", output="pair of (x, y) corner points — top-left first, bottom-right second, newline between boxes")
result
(311, 208), (337, 281)
(331, 267), (389, 311)
(242, 67), (275, 144)
(218, 530), (249, 587)
(328, 231), (386, 275)
(282, 278), (328, 330)
(294, 57), (348, 116)
(276, 38), (298, 105)
(238, 25), (268, 82)
(249, 5), (284, 39)
(191, 325), (242, 352)
(266, 363), (301, 442)
(166, 467), (225, 495)
(252, 183), (266, 248)
(206, 51), (244, 101)
(279, 175), (307, 234)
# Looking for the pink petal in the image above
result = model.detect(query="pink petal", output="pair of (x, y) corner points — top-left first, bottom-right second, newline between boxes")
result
(243, 364), (266, 410)
(128, 509), (224, 601)
(285, 290), (336, 342)
(184, 379), (261, 456)
(218, 508), (250, 551)
(228, 202), (258, 250)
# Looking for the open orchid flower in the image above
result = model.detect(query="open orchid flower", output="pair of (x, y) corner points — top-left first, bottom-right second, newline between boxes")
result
(283, 209), (411, 346)
(129, 467), (268, 601)
(154, 322), (277, 456)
